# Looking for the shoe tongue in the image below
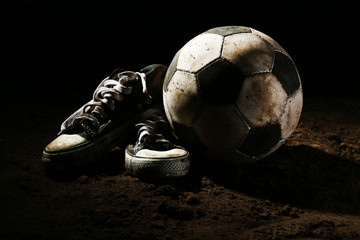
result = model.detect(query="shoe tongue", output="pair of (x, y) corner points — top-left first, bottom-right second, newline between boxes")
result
(109, 68), (126, 80)
(108, 65), (166, 97)
(109, 68), (140, 89)
(139, 64), (167, 98)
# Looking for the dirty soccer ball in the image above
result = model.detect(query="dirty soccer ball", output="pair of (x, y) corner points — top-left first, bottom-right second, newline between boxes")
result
(163, 26), (303, 164)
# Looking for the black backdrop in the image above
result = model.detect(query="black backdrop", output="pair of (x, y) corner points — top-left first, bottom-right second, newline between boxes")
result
(3, 1), (358, 106)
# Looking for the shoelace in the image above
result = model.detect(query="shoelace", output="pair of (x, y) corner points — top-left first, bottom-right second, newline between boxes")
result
(137, 122), (170, 145)
(73, 71), (150, 129)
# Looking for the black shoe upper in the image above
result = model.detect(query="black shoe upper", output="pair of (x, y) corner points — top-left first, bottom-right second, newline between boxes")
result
(127, 113), (184, 156)
(58, 64), (167, 140)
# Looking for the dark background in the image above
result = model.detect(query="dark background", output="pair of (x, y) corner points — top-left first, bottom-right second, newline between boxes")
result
(1, 2), (360, 239)
(3, 1), (358, 106)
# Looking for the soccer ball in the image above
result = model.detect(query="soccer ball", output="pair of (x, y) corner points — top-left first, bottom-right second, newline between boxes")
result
(163, 26), (302, 164)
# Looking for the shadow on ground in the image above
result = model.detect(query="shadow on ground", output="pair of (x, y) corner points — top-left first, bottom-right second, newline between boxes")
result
(203, 144), (360, 215)
(48, 143), (360, 216)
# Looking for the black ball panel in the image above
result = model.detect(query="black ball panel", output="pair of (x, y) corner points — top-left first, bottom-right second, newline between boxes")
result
(197, 58), (245, 104)
(206, 26), (252, 36)
(272, 50), (300, 96)
(238, 123), (282, 157)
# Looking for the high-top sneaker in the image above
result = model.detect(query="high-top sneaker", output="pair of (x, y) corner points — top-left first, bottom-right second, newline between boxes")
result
(125, 111), (190, 178)
(42, 64), (167, 173)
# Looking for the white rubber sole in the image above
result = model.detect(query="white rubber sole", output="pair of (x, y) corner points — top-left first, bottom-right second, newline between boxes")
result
(125, 148), (190, 178)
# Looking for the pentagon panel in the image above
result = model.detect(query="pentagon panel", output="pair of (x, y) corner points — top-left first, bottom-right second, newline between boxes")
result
(197, 58), (245, 104)
(206, 26), (251, 36)
(163, 71), (202, 127)
(164, 50), (180, 91)
(193, 104), (249, 151)
(238, 123), (282, 157)
(279, 89), (303, 139)
(236, 73), (288, 127)
(272, 50), (300, 96)
(222, 33), (274, 75)
(177, 33), (223, 73)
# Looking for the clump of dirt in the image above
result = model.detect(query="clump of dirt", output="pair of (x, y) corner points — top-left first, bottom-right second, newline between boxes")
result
(1, 96), (360, 240)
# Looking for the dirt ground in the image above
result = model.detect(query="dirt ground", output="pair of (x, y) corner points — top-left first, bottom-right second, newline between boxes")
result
(1, 93), (360, 240)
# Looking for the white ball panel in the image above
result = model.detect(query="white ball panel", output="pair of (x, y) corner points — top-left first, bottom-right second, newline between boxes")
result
(280, 89), (303, 139)
(163, 89), (174, 129)
(163, 71), (202, 127)
(250, 28), (289, 57)
(222, 33), (274, 75)
(193, 104), (249, 150)
(177, 33), (223, 73)
(236, 73), (288, 127)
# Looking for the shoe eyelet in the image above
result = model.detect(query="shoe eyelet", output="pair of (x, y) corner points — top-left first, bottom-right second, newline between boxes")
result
(146, 99), (152, 104)
(137, 104), (142, 109)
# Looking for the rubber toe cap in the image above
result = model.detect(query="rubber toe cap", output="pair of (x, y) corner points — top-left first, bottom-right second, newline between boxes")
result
(45, 134), (87, 153)
(135, 148), (188, 158)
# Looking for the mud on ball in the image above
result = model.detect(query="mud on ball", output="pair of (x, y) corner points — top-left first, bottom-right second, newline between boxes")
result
(163, 26), (302, 164)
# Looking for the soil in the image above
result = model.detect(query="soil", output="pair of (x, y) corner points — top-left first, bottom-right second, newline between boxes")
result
(1, 94), (360, 240)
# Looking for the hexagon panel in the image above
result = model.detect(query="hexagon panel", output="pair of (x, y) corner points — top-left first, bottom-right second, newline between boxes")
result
(193, 104), (249, 150)
(163, 50), (180, 91)
(177, 33), (224, 73)
(279, 89), (303, 139)
(236, 73), (288, 127)
(172, 122), (206, 153)
(250, 28), (288, 55)
(222, 33), (274, 75)
(163, 70), (202, 127)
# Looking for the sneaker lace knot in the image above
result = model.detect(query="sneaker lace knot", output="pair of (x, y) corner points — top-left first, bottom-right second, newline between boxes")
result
(73, 71), (150, 129)
(133, 117), (177, 152)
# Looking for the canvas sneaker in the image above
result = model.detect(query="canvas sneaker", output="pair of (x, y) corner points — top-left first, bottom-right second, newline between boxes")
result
(125, 111), (190, 178)
(42, 64), (167, 173)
